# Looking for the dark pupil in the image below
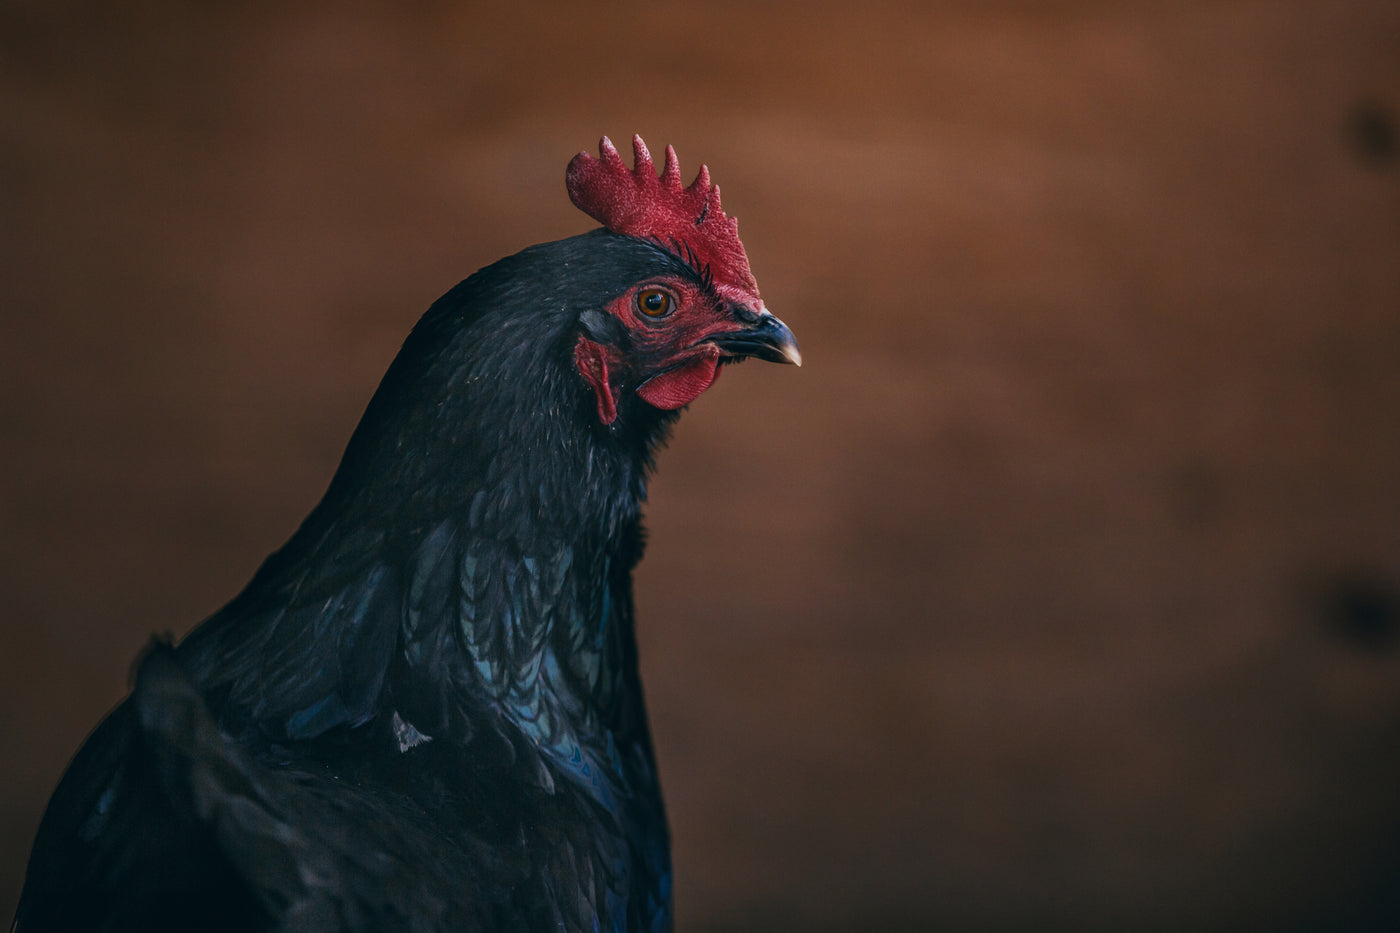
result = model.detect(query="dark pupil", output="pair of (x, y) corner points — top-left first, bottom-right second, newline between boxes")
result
(643, 291), (666, 314)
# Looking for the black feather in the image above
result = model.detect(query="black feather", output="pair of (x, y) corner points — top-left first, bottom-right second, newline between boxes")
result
(15, 230), (702, 933)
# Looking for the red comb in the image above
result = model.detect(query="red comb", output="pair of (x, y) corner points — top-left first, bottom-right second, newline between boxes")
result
(566, 135), (761, 306)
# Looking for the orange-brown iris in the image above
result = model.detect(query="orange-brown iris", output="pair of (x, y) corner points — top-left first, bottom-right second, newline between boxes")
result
(636, 287), (674, 318)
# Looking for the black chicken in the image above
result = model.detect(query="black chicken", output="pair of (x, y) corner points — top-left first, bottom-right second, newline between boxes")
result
(14, 136), (799, 933)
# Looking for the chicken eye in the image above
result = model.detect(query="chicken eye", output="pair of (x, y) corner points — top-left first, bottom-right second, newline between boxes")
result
(636, 287), (674, 318)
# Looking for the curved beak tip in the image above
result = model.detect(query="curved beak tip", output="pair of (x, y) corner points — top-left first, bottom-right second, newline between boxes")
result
(761, 311), (802, 368)
(708, 310), (803, 368)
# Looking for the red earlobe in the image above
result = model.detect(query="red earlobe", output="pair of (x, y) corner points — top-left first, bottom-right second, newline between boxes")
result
(574, 337), (619, 425)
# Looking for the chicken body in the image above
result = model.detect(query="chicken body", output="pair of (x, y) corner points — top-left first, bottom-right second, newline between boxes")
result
(15, 142), (798, 933)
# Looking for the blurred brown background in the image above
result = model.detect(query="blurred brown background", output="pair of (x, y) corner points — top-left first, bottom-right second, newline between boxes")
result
(3, 1), (1400, 930)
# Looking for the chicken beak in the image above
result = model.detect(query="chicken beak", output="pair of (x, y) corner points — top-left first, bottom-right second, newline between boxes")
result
(710, 312), (802, 367)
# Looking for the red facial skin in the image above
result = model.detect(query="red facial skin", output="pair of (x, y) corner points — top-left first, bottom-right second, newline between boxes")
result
(574, 275), (754, 426)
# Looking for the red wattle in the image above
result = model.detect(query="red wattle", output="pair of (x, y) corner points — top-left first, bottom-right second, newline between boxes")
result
(636, 350), (722, 410)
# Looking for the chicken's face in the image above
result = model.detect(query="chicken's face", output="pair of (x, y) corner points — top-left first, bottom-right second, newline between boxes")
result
(573, 270), (799, 425)
(566, 135), (799, 426)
